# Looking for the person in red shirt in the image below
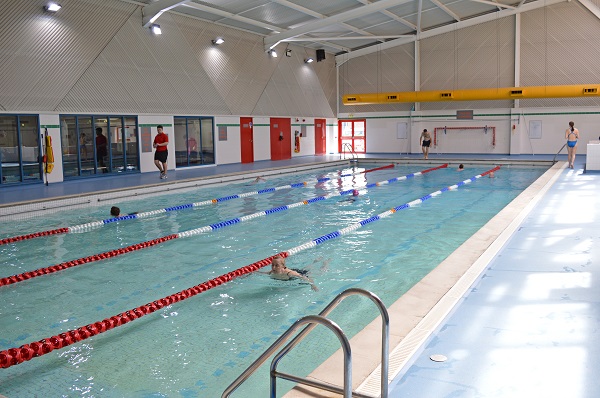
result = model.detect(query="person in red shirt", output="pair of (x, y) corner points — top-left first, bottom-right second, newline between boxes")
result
(95, 127), (108, 170)
(153, 125), (168, 179)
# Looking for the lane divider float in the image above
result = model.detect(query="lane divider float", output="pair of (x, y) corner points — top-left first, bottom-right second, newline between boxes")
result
(0, 165), (499, 369)
(0, 164), (395, 246)
(0, 164), (446, 287)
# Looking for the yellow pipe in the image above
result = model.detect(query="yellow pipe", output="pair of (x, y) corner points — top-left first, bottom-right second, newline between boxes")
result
(342, 84), (600, 105)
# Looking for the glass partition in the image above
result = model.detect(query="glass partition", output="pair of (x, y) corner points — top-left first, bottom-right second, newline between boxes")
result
(174, 116), (215, 168)
(60, 115), (139, 179)
(0, 115), (41, 185)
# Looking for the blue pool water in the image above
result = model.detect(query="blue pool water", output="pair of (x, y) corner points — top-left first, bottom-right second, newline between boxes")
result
(0, 163), (548, 397)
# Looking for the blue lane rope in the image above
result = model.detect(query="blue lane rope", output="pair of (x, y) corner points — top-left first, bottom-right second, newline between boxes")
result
(64, 164), (395, 232)
(282, 166), (501, 256)
(177, 164), (449, 238)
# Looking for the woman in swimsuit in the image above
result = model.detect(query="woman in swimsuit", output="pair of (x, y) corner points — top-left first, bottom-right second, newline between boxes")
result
(265, 255), (318, 291)
(565, 121), (580, 169)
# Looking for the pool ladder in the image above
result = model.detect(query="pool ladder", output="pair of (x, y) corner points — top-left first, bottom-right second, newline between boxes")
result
(552, 142), (567, 164)
(341, 143), (358, 162)
(222, 288), (390, 398)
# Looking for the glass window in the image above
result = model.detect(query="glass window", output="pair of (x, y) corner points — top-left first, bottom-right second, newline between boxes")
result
(174, 117), (215, 168)
(200, 118), (214, 164)
(124, 117), (139, 172)
(20, 116), (42, 182)
(0, 115), (41, 185)
(60, 115), (139, 179)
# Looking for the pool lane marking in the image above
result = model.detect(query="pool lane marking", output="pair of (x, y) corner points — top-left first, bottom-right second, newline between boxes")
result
(0, 164), (447, 287)
(286, 165), (500, 254)
(0, 164), (395, 246)
(0, 165), (498, 370)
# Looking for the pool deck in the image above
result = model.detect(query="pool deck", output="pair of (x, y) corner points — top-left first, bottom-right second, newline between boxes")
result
(1, 153), (598, 398)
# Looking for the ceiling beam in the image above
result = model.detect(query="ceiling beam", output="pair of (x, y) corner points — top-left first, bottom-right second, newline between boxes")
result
(264, 0), (413, 51)
(274, 0), (377, 54)
(142, 0), (188, 27)
(466, 0), (516, 10)
(430, 0), (461, 21)
(283, 35), (413, 41)
(355, 0), (417, 33)
(181, 2), (285, 33)
(577, 0), (600, 20)
(336, 0), (567, 64)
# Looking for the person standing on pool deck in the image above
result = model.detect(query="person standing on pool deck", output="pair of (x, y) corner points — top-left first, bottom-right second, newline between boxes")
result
(153, 125), (169, 179)
(565, 121), (579, 169)
(420, 129), (432, 159)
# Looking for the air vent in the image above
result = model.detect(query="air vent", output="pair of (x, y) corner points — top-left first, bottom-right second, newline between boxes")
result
(583, 88), (598, 94)
(346, 97), (357, 102)
(387, 95), (398, 100)
(440, 92), (453, 98)
(510, 90), (523, 96)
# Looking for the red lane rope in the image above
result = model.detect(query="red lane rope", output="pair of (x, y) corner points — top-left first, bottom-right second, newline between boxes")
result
(421, 164), (448, 173)
(0, 235), (178, 287)
(0, 228), (69, 246)
(0, 253), (287, 369)
(361, 163), (394, 173)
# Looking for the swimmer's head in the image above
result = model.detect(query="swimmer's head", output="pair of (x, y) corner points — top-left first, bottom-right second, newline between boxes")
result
(352, 189), (359, 196)
(272, 255), (285, 267)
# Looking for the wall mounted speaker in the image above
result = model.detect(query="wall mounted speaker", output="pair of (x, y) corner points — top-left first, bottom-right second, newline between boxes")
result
(316, 49), (325, 62)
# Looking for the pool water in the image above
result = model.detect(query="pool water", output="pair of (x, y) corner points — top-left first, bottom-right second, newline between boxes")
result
(0, 163), (547, 397)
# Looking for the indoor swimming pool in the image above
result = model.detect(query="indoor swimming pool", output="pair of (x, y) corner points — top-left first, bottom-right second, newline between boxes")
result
(0, 162), (549, 397)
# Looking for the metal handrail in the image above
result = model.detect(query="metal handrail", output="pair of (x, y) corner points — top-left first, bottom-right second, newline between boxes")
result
(341, 143), (357, 160)
(222, 315), (351, 397)
(553, 142), (567, 164)
(222, 288), (390, 398)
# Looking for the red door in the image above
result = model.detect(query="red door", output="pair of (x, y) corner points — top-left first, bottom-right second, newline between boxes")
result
(270, 118), (291, 160)
(314, 118), (326, 155)
(240, 117), (254, 163)
(338, 119), (366, 154)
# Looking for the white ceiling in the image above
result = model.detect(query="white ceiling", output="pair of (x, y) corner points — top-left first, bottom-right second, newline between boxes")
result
(125, 0), (582, 60)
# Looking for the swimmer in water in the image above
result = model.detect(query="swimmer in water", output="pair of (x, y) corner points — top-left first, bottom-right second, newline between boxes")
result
(265, 255), (318, 291)
(339, 189), (360, 203)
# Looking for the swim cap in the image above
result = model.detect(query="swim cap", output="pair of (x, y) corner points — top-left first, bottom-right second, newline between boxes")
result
(352, 189), (359, 196)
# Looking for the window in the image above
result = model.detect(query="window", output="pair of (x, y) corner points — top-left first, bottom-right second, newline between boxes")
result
(60, 115), (140, 178)
(338, 119), (366, 154)
(0, 115), (41, 185)
(174, 117), (215, 167)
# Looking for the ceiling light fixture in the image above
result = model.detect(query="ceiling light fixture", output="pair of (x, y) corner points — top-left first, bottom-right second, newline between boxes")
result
(150, 24), (162, 35)
(269, 50), (278, 58)
(304, 58), (314, 63)
(44, 2), (61, 12)
(285, 49), (292, 57)
(212, 37), (224, 45)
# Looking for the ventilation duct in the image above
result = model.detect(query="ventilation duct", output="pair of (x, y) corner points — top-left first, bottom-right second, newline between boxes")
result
(342, 85), (600, 105)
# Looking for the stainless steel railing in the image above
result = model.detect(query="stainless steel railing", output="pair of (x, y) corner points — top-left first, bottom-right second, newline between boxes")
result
(553, 142), (567, 164)
(341, 143), (358, 160)
(222, 288), (390, 398)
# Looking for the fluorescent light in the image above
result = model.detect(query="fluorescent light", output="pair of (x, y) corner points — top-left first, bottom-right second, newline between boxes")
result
(305, 58), (314, 63)
(212, 37), (224, 45)
(44, 2), (61, 12)
(151, 24), (162, 35)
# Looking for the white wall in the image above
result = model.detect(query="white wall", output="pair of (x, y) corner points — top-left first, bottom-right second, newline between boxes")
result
(138, 116), (175, 174)
(214, 117), (241, 165)
(253, 117), (271, 161)
(39, 114), (62, 184)
(340, 107), (600, 156)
